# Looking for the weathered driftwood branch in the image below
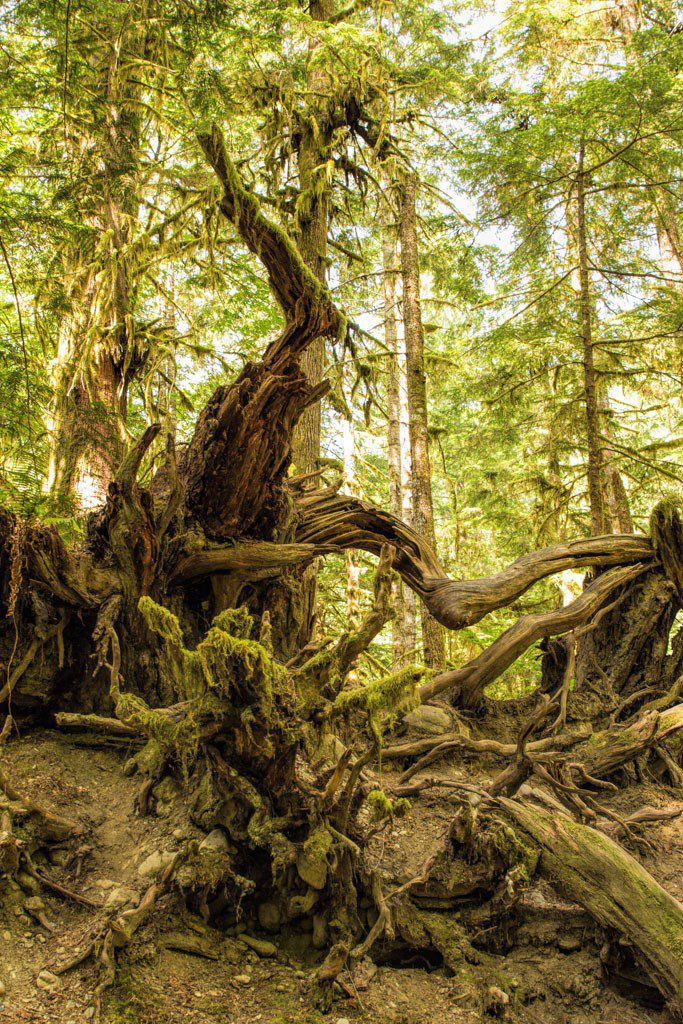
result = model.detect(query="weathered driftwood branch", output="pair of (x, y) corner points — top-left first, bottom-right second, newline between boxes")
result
(171, 541), (338, 584)
(498, 797), (683, 1014)
(295, 489), (655, 632)
(420, 563), (650, 705)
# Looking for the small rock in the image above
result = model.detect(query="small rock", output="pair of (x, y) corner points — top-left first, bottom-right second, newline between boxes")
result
(48, 848), (70, 868)
(36, 970), (61, 993)
(404, 704), (451, 735)
(137, 850), (175, 879)
(238, 934), (277, 958)
(557, 934), (581, 953)
(257, 901), (281, 933)
(84, 1007), (95, 1020)
(2, 931), (10, 941)
(335, 1018), (351, 1024)
(486, 985), (510, 1018)
(199, 828), (229, 854)
(172, 828), (184, 840)
(105, 886), (138, 910)
(234, 974), (251, 985)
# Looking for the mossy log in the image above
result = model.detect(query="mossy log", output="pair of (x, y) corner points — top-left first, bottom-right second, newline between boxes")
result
(576, 702), (683, 778)
(498, 797), (683, 1015)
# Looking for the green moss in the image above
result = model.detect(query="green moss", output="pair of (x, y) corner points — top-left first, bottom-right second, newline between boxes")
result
(334, 664), (426, 743)
(365, 788), (410, 821)
(487, 820), (538, 884)
(138, 594), (184, 647)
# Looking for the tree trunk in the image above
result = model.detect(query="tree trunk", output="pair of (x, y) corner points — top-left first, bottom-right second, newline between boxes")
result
(287, 0), (336, 651)
(382, 192), (415, 667)
(599, 392), (634, 533)
(44, 12), (147, 510)
(291, 0), (335, 475)
(576, 144), (608, 537)
(342, 393), (361, 639)
(398, 172), (446, 669)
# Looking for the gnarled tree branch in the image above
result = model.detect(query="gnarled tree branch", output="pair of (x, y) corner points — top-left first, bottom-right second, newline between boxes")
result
(295, 489), (655, 632)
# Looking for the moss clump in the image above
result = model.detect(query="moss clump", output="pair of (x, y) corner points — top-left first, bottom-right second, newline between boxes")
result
(486, 820), (538, 885)
(140, 596), (292, 714)
(365, 788), (410, 821)
(296, 824), (334, 890)
(139, 594), (184, 647)
(334, 664), (426, 744)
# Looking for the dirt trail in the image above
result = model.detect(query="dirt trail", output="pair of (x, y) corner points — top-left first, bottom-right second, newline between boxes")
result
(0, 731), (680, 1023)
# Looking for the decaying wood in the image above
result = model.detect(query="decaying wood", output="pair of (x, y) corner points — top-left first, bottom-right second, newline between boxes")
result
(576, 702), (683, 778)
(171, 541), (337, 584)
(182, 127), (343, 542)
(296, 489), (655, 631)
(54, 713), (139, 738)
(421, 563), (650, 705)
(498, 797), (683, 1014)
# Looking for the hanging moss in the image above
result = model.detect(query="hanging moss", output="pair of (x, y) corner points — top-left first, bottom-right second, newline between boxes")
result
(138, 594), (184, 647)
(139, 596), (292, 713)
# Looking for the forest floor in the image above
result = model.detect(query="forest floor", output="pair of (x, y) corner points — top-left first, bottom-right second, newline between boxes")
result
(0, 728), (681, 1024)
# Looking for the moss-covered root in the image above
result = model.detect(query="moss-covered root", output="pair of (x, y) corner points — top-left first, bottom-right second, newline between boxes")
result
(333, 664), (426, 744)
(311, 938), (351, 1010)
(498, 797), (683, 1016)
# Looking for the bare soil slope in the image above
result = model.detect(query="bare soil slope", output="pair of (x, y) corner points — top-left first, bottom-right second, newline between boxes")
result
(0, 730), (680, 1024)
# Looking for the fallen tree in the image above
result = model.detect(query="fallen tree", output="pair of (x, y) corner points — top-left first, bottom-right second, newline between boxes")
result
(1, 124), (682, 1018)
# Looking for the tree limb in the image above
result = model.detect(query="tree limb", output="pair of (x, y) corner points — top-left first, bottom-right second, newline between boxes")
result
(296, 489), (655, 632)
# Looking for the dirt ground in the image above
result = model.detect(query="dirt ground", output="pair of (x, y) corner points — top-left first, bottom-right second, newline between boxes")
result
(0, 730), (681, 1024)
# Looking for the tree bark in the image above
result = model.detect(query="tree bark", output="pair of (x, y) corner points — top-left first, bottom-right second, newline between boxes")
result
(382, 191), (415, 667)
(44, 11), (148, 510)
(398, 172), (445, 669)
(576, 144), (608, 537)
(291, 0), (335, 474)
(499, 798), (683, 1015)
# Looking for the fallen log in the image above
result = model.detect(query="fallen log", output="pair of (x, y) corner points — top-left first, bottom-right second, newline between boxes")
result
(576, 702), (683, 778)
(498, 797), (683, 1015)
